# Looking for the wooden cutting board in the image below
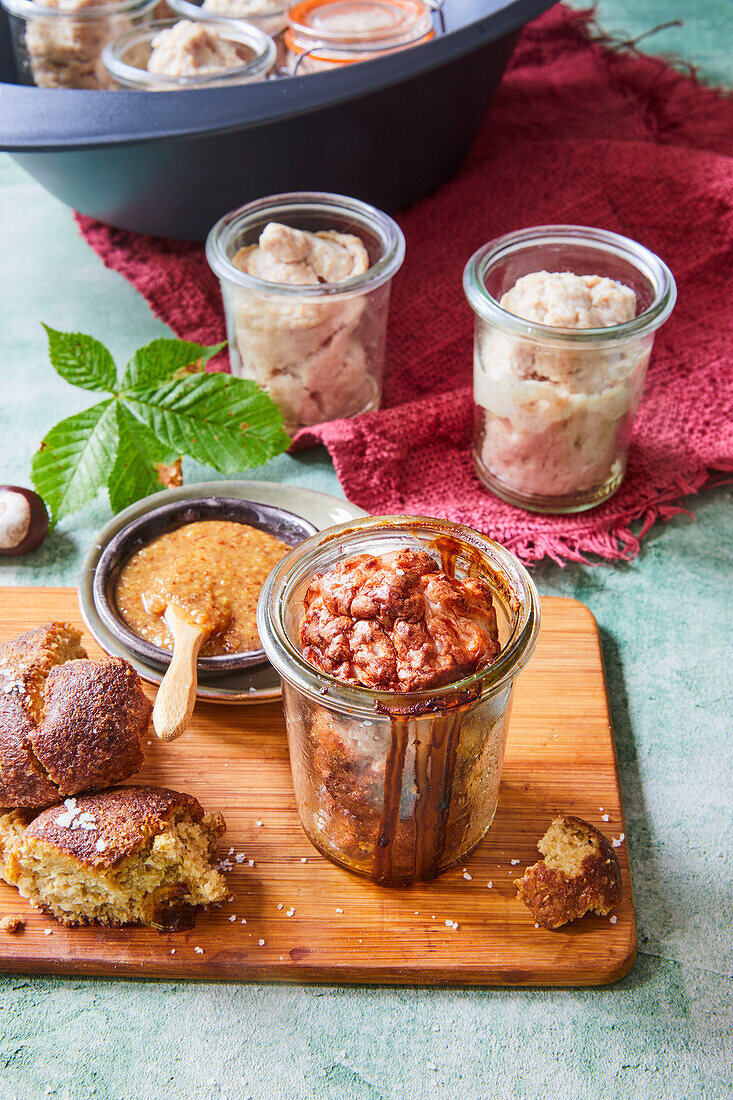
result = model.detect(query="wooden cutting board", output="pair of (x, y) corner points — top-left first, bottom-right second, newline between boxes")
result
(0, 587), (636, 986)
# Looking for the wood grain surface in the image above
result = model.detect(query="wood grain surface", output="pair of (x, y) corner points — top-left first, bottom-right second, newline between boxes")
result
(0, 587), (636, 986)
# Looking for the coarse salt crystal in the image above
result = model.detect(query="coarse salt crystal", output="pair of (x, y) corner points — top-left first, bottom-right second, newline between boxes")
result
(612, 834), (625, 847)
(300, 857), (307, 863)
(286, 909), (295, 917)
(171, 949), (176, 954)
(259, 939), (265, 946)
(241, 919), (247, 924)
(610, 915), (618, 924)
(95, 839), (107, 852)
(510, 859), (520, 866)
(462, 872), (472, 881)
(235, 854), (245, 864)
(277, 903), (283, 910)
(228, 847), (234, 856)
(255, 821), (263, 827)
(43, 928), (53, 935)
(487, 882), (493, 889)
(444, 920), (452, 928)
(248, 859), (255, 867)
(602, 814), (610, 822)
(194, 947), (204, 954)
(229, 915), (237, 922)
(335, 908), (343, 914)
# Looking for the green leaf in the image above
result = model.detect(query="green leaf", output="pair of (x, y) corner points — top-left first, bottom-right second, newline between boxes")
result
(121, 339), (226, 390)
(107, 405), (179, 515)
(31, 401), (118, 529)
(42, 325), (117, 393)
(122, 373), (290, 473)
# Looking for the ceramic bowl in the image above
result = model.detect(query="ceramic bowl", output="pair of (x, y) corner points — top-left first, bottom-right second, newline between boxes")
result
(92, 495), (316, 673)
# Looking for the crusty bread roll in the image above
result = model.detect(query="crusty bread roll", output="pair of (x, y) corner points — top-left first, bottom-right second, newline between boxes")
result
(1, 785), (227, 929)
(0, 623), (151, 808)
(515, 815), (622, 929)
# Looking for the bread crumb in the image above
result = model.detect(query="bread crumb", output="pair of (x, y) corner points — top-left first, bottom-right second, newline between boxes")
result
(0, 915), (23, 933)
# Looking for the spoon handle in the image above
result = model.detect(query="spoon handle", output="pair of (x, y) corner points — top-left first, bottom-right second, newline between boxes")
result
(153, 605), (206, 742)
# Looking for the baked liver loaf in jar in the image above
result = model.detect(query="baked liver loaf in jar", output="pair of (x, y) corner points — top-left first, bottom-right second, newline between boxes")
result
(257, 516), (540, 886)
(1, 0), (156, 88)
(464, 226), (676, 514)
(206, 192), (405, 436)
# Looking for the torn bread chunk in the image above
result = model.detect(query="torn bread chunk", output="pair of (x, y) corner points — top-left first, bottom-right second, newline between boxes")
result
(515, 815), (622, 930)
(0, 623), (151, 808)
(3, 786), (227, 929)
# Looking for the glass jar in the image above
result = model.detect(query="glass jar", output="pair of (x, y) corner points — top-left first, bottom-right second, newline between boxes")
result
(206, 191), (405, 435)
(463, 225), (677, 514)
(284, 0), (433, 74)
(102, 16), (275, 87)
(168, 0), (285, 40)
(257, 515), (540, 886)
(2, 0), (156, 88)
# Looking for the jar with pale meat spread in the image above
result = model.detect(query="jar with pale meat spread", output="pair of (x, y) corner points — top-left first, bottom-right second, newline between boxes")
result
(464, 226), (676, 513)
(168, 0), (286, 38)
(2, 0), (156, 88)
(206, 192), (405, 436)
(258, 515), (540, 886)
(284, 0), (434, 73)
(102, 16), (275, 87)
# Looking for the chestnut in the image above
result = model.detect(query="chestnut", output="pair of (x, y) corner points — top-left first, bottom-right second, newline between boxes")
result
(0, 486), (49, 556)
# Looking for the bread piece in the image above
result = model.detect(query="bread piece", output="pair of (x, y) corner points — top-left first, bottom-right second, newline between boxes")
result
(0, 809), (36, 884)
(515, 815), (622, 929)
(3, 786), (227, 929)
(0, 623), (151, 808)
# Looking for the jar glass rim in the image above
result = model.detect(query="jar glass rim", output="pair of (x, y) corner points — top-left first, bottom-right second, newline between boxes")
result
(287, 0), (433, 48)
(257, 514), (541, 716)
(2, 0), (155, 18)
(102, 17), (276, 88)
(205, 191), (406, 298)
(463, 224), (677, 345)
(168, 0), (286, 21)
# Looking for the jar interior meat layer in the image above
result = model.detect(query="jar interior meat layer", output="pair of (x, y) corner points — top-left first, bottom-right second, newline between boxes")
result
(257, 516), (540, 884)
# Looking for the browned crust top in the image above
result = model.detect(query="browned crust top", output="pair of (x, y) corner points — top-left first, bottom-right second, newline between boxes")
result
(32, 658), (151, 796)
(20, 785), (221, 869)
(515, 815), (622, 930)
(0, 624), (151, 809)
(0, 623), (86, 723)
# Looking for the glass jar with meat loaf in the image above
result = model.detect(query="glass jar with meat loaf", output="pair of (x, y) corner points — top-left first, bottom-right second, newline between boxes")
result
(206, 192), (405, 437)
(257, 515), (540, 886)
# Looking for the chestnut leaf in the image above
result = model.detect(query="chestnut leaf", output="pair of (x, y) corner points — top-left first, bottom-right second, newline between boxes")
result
(107, 405), (179, 515)
(31, 328), (291, 528)
(43, 325), (117, 393)
(121, 338), (226, 390)
(122, 373), (291, 474)
(31, 401), (119, 529)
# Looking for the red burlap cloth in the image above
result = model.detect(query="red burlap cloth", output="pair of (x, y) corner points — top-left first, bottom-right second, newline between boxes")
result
(77, 5), (733, 564)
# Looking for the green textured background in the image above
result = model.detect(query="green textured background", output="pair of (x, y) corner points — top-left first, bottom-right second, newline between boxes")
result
(1, 2), (732, 1097)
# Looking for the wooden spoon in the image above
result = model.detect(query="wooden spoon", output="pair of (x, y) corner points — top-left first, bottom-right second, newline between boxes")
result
(152, 604), (208, 742)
